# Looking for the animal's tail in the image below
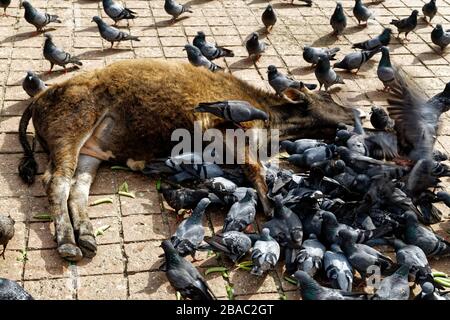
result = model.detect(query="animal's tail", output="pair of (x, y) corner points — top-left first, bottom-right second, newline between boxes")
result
(328, 47), (340, 60)
(70, 57), (83, 66)
(18, 101), (37, 184)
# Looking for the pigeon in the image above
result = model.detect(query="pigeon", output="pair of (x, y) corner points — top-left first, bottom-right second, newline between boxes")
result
(0, 279), (33, 300)
(431, 24), (450, 50)
(294, 270), (367, 300)
(164, 152), (203, 172)
(245, 32), (267, 61)
(330, 2), (347, 36)
(22, 1), (61, 32)
(250, 228), (280, 276)
(102, 0), (136, 25)
(184, 44), (222, 72)
(372, 264), (411, 300)
(161, 240), (216, 300)
(339, 229), (395, 279)
(194, 100), (268, 125)
(261, 4), (277, 33)
(288, 145), (334, 167)
(160, 184), (210, 212)
(205, 177), (237, 195)
(389, 238), (431, 280)
(223, 189), (257, 232)
(295, 234), (325, 276)
(0, 214), (14, 259)
(303, 46), (340, 66)
(324, 244), (353, 292)
(43, 33), (82, 72)
(437, 190), (450, 207)
(352, 28), (392, 50)
(377, 46), (395, 91)
(315, 56), (344, 91)
(0, 0), (10, 16)
(415, 282), (450, 300)
(22, 70), (47, 97)
(192, 31), (234, 61)
(353, 0), (375, 26)
(402, 211), (450, 258)
(164, 0), (192, 21)
(203, 231), (252, 263)
(92, 16), (140, 48)
(267, 65), (317, 96)
(370, 106), (395, 131)
(422, 0), (437, 23)
(333, 48), (380, 73)
(171, 198), (210, 258)
(280, 139), (326, 155)
(390, 10), (419, 40)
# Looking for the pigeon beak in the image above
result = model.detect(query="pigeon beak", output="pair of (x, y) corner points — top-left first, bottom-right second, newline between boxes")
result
(182, 48), (186, 51)
(27, 76), (32, 81)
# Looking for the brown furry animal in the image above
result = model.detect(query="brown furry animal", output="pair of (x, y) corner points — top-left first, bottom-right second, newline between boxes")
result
(18, 59), (353, 262)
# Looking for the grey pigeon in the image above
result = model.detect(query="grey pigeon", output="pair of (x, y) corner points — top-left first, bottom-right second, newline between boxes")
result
(389, 238), (431, 280)
(203, 231), (252, 263)
(22, 70), (47, 97)
(353, 0), (374, 26)
(160, 184), (210, 212)
(223, 189), (257, 232)
(333, 48), (380, 73)
(377, 46), (395, 91)
(164, 0), (192, 21)
(370, 105), (394, 130)
(43, 33), (82, 72)
(205, 177), (237, 195)
(167, 159), (224, 183)
(165, 152), (203, 172)
(262, 4), (277, 33)
(161, 240), (216, 300)
(194, 100), (268, 124)
(315, 56), (344, 91)
(281, 139), (326, 155)
(390, 10), (419, 40)
(422, 0), (437, 23)
(324, 244), (353, 292)
(0, 0), (10, 16)
(102, 0), (136, 25)
(294, 270), (367, 300)
(251, 228), (280, 276)
(330, 2), (347, 36)
(352, 28), (392, 50)
(295, 234), (325, 276)
(184, 44), (222, 72)
(303, 46), (340, 66)
(245, 32), (267, 61)
(267, 65), (317, 96)
(171, 198), (210, 258)
(288, 145), (334, 167)
(193, 31), (234, 61)
(415, 282), (450, 300)
(92, 16), (140, 48)
(0, 214), (14, 259)
(431, 24), (450, 50)
(372, 265), (410, 300)
(0, 278), (33, 300)
(22, 1), (61, 32)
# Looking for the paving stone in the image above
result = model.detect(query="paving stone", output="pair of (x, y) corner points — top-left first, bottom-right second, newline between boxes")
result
(77, 274), (127, 300)
(76, 243), (124, 276)
(122, 214), (169, 242)
(128, 271), (176, 300)
(24, 278), (75, 300)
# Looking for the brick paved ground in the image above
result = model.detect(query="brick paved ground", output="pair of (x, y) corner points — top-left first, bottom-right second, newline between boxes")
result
(1, 0), (450, 300)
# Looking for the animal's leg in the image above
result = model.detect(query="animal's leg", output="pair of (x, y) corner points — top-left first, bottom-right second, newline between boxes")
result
(110, 42), (114, 48)
(0, 244), (6, 259)
(47, 63), (54, 74)
(68, 155), (101, 259)
(242, 156), (272, 217)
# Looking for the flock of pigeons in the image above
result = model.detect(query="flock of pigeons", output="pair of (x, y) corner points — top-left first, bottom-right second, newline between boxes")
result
(1, 0), (450, 301)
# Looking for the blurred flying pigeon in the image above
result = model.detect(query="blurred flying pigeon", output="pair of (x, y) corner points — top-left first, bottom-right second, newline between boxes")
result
(315, 56), (344, 91)
(431, 24), (450, 50)
(194, 100), (268, 125)
(303, 46), (340, 66)
(333, 48), (380, 73)
(281, 139), (326, 155)
(102, 0), (136, 25)
(171, 198), (210, 258)
(223, 189), (257, 232)
(0, 214), (14, 259)
(295, 233), (325, 276)
(0, 0), (11, 16)
(352, 28), (392, 50)
(324, 244), (353, 292)
(372, 265), (410, 300)
(267, 65), (317, 96)
(245, 32), (267, 61)
(92, 16), (140, 48)
(22, 71), (47, 97)
(203, 231), (252, 263)
(261, 4), (277, 33)
(22, 1), (61, 32)
(43, 33), (82, 72)
(422, 0), (437, 23)
(0, 278), (33, 300)
(164, 0), (192, 21)
(184, 44), (222, 72)
(193, 31), (234, 61)
(353, 0), (375, 26)
(251, 228), (280, 276)
(377, 46), (395, 91)
(330, 2), (347, 36)
(160, 184), (210, 212)
(161, 240), (216, 300)
(370, 105), (395, 131)
(390, 10), (418, 40)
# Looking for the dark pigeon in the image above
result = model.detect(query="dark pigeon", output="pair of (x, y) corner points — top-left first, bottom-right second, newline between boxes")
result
(160, 184), (210, 212)
(0, 278), (33, 300)
(193, 31), (234, 61)
(288, 145), (334, 167)
(164, 0), (192, 21)
(267, 65), (317, 96)
(22, 1), (61, 32)
(223, 189), (257, 232)
(370, 105), (394, 131)
(330, 2), (347, 36)
(194, 100), (268, 125)
(372, 264), (410, 300)
(377, 46), (395, 91)
(390, 10), (419, 40)
(315, 56), (344, 91)
(0, 214), (14, 259)
(0, 0), (11, 16)
(184, 44), (223, 72)
(352, 28), (392, 50)
(251, 228), (280, 276)
(203, 231), (252, 263)
(280, 139), (326, 155)
(22, 70), (47, 97)
(431, 24), (450, 50)
(303, 46), (340, 66)
(415, 282), (450, 300)
(295, 233), (325, 276)
(324, 244), (353, 292)
(245, 32), (267, 61)
(103, 0), (136, 24)
(261, 4), (277, 33)
(43, 33), (82, 72)
(333, 48), (380, 73)
(353, 0), (374, 26)
(422, 0), (437, 23)
(92, 16), (140, 48)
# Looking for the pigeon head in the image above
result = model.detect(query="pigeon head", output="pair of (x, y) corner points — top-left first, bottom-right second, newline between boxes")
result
(26, 70), (35, 80)
(293, 270), (322, 299)
(260, 228), (271, 240)
(43, 33), (53, 40)
(443, 82), (450, 96)
(335, 2), (343, 10)
(330, 243), (343, 253)
(192, 197), (211, 218)
(22, 1), (31, 9)
(267, 65), (277, 74)
(338, 229), (356, 244)
(196, 31), (206, 39)
(183, 44), (202, 56)
(380, 46), (389, 55)
(321, 210), (337, 225)
(265, 4), (273, 11)
(280, 140), (293, 153)
(401, 210), (418, 223)
(92, 16), (102, 24)
(250, 32), (259, 41)
(421, 282), (435, 295)
(411, 9), (419, 16)
(335, 159), (346, 171)
(434, 24), (444, 33)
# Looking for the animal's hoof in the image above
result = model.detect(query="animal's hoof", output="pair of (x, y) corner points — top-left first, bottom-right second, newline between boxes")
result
(78, 235), (97, 259)
(58, 243), (83, 262)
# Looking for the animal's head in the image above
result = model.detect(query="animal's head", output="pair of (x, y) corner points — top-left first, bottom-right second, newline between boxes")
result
(43, 33), (53, 40)
(196, 31), (206, 40)
(183, 44), (201, 57)
(381, 27), (392, 38)
(380, 45), (389, 56)
(265, 4), (273, 12)
(335, 2), (343, 11)
(250, 32), (259, 42)
(267, 65), (278, 78)
(21, 1), (31, 9)
(91, 16), (102, 24)
(411, 9), (419, 17)
(26, 70), (35, 80)
(434, 24), (443, 34)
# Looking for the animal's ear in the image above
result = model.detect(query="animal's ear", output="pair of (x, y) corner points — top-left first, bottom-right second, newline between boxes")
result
(283, 88), (306, 104)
